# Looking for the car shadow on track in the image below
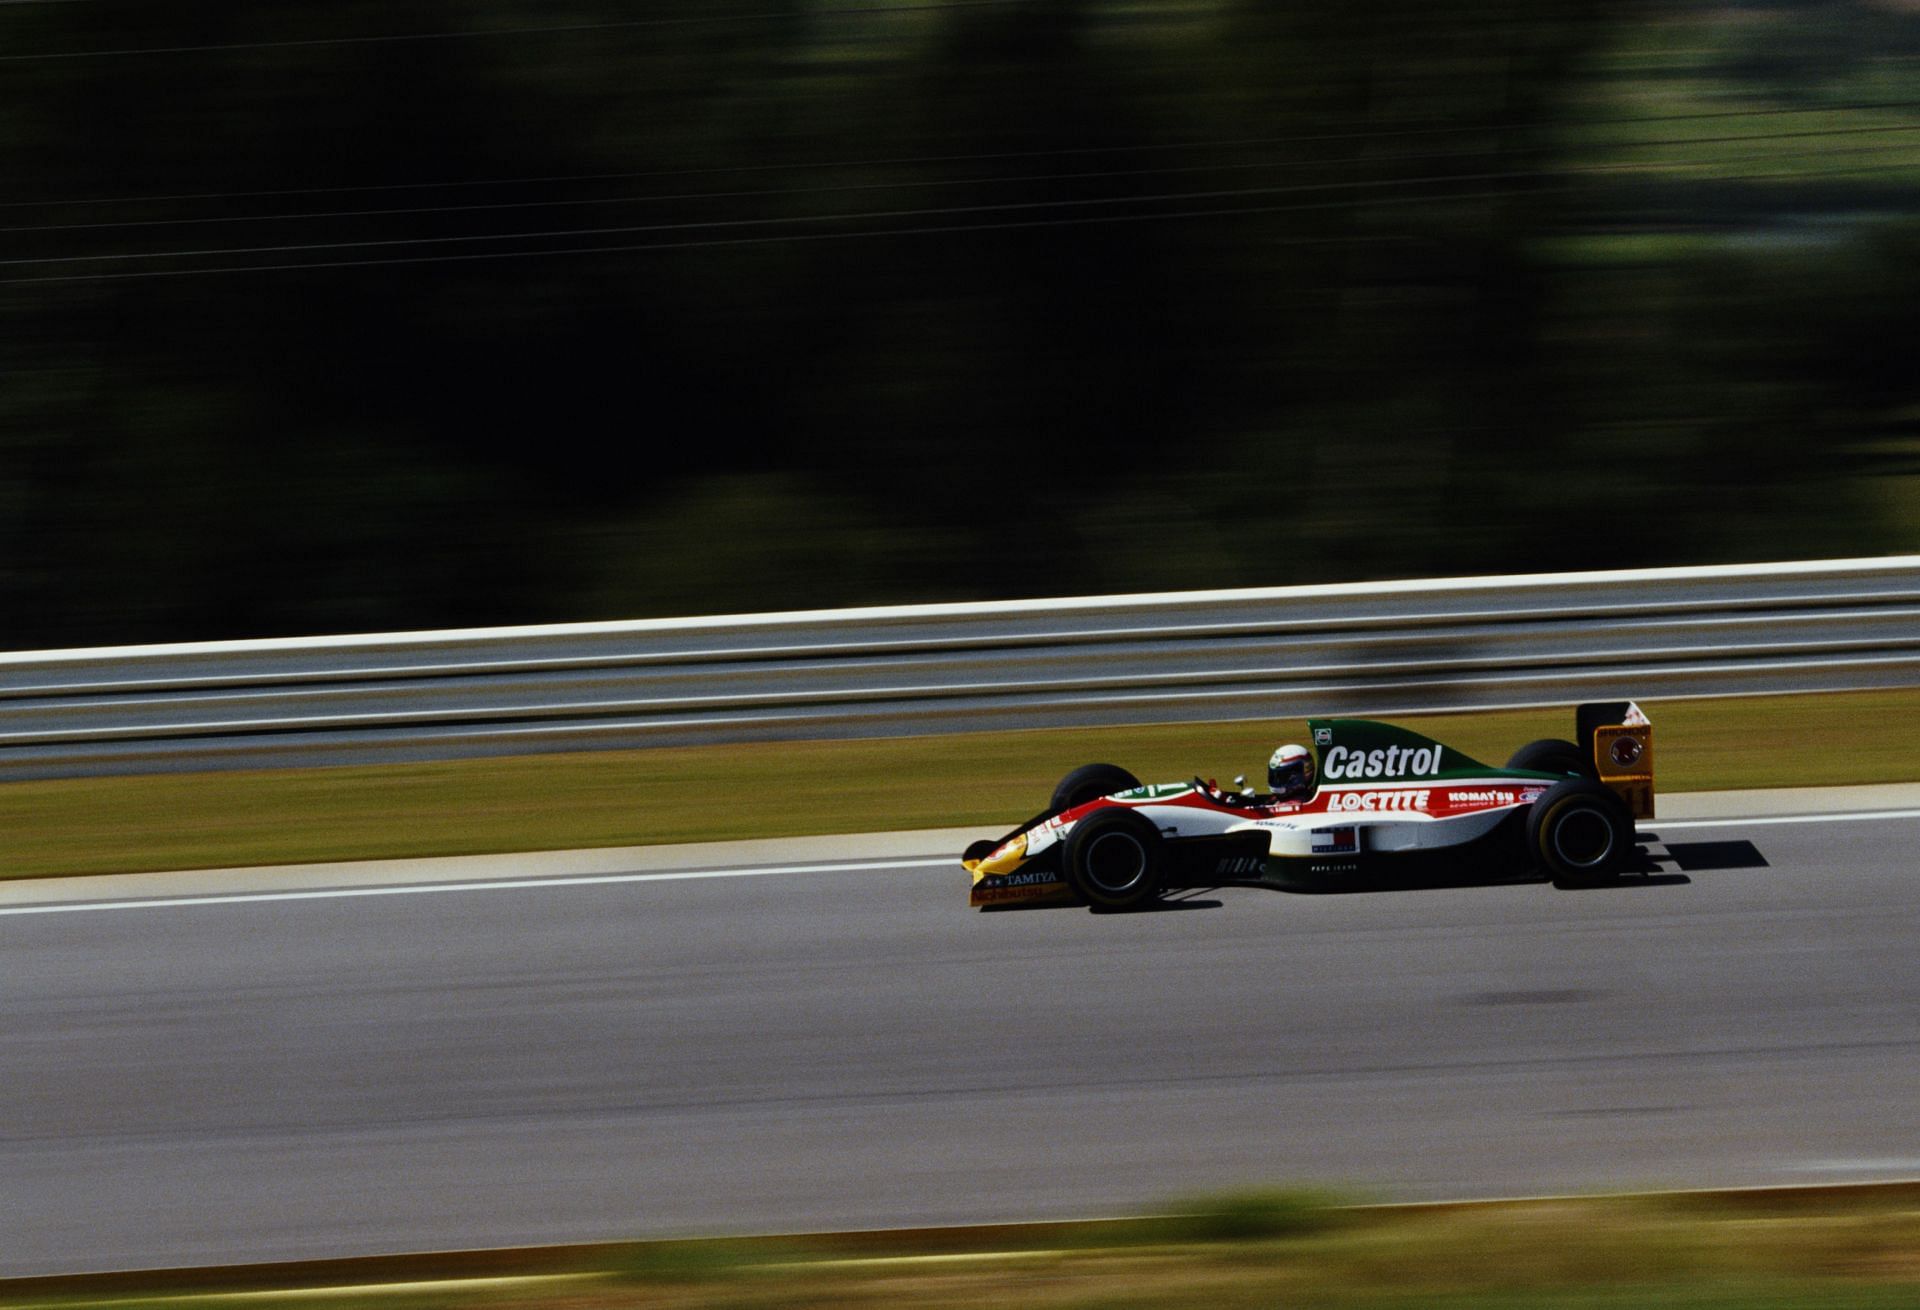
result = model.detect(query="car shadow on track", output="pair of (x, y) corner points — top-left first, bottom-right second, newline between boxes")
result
(1263, 834), (1768, 898)
(1260, 846), (1707, 898)
(987, 838), (1766, 910)
(1638, 836), (1770, 872)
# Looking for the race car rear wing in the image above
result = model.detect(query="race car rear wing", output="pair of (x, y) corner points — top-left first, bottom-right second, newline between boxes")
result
(1577, 700), (1654, 820)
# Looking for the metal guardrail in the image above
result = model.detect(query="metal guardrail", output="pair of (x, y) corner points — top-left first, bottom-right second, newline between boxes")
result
(2, 556), (1917, 779)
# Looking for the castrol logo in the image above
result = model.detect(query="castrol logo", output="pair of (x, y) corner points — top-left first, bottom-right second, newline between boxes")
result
(1320, 744), (1441, 781)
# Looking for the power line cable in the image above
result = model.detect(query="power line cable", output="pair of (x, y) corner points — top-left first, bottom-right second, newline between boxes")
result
(0, 0), (1026, 61)
(0, 177), (1497, 267)
(0, 148), (1521, 236)
(0, 190), (1536, 285)
(7, 118), (1919, 237)
(8, 136), (1915, 270)
(0, 128), (1467, 211)
(10, 153), (1916, 286)
(8, 98), (1920, 212)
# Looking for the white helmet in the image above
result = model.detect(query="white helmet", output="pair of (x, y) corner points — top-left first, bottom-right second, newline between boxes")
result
(1268, 744), (1314, 798)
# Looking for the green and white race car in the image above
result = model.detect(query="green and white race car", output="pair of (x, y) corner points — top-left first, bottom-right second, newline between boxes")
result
(964, 701), (1655, 909)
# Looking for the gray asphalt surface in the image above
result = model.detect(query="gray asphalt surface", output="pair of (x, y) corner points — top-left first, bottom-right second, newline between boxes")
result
(5, 807), (1920, 1275)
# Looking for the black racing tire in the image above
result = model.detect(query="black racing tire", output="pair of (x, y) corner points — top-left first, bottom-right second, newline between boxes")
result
(1527, 779), (1634, 885)
(1049, 763), (1142, 814)
(1062, 808), (1163, 910)
(1506, 738), (1597, 781)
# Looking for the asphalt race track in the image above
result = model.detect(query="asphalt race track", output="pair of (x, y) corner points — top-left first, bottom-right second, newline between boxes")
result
(5, 794), (1920, 1275)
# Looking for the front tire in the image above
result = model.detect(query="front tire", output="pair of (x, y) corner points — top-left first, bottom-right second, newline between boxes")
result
(1507, 738), (1596, 780)
(1528, 779), (1633, 885)
(1062, 809), (1163, 910)
(1050, 763), (1142, 813)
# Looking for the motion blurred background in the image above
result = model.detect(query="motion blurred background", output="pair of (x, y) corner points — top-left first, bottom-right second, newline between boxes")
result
(4, 0), (1917, 649)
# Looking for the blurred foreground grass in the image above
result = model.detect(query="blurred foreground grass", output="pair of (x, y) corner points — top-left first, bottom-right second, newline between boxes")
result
(14, 1187), (1920, 1310)
(2, 689), (1917, 879)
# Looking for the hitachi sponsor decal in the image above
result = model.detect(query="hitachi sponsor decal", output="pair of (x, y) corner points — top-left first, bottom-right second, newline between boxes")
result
(1325, 789), (1431, 813)
(1321, 744), (1441, 780)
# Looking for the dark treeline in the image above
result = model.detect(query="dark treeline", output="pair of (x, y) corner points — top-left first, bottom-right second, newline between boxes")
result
(2, 0), (1917, 647)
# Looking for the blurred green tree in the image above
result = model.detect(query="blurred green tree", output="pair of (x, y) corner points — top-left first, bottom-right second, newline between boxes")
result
(0, 0), (1914, 647)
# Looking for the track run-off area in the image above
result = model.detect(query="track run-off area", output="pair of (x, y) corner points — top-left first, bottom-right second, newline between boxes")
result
(5, 785), (1919, 1277)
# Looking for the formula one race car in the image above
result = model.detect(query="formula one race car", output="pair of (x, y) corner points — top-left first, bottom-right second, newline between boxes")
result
(963, 701), (1654, 909)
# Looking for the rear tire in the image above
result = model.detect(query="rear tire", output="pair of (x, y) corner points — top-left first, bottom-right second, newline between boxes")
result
(1528, 779), (1633, 885)
(1062, 809), (1163, 910)
(1049, 763), (1142, 813)
(1507, 738), (1596, 781)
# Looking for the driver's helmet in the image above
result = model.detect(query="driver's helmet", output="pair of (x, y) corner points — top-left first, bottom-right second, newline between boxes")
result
(1268, 744), (1315, 799)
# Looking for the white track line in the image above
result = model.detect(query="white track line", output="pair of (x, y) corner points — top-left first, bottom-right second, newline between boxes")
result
(2, 1274), (606, 1308)
(1650, 808), (1920, 830)
(0, 858), (953, 917)
(4, 807), (1916, 919)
